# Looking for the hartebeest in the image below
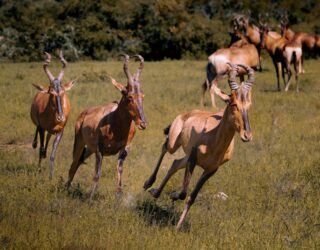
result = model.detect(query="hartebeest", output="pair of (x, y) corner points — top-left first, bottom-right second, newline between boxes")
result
(201, 43), (258, 107)
(233, 14), (282, 71)
(279, 16), (317, 74)
(31, 51), (76, 179)
(65, 54), (146, 199)
(144, 63), (255, 230)
(280, 15), (317, 58)
(260, 25), (302, 92)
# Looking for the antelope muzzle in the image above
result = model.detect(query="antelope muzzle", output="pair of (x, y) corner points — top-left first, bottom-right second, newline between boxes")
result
(240, 109), (252, 142)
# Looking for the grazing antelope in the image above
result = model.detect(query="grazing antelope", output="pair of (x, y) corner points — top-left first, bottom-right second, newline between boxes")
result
(65, 54), (146, 199)
(144, 63), (255, 230)
(31, 51), (76, 179)
(200, 43), (258, 107)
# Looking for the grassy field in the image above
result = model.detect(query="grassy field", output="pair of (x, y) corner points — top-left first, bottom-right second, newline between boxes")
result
(0, 57), (319, 249)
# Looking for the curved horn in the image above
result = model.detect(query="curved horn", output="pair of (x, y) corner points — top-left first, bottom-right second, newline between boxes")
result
(227, 63), (239, 90)
(43, 52), (54, 83)
(132, 54), (144, 81)
(120, 54), (133, 85)
(57, 50), (67, 81)
(237, 64), (255, 90)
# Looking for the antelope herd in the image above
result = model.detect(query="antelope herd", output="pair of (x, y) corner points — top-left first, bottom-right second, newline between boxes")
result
(29, 13), (318, 230)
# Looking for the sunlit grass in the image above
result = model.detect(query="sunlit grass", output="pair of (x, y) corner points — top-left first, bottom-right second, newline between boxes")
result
(0, 57), (319, 249)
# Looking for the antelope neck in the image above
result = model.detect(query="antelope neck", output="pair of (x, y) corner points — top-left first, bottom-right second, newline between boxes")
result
(209, 106), (236, 151)
(114, 99), (134, 124)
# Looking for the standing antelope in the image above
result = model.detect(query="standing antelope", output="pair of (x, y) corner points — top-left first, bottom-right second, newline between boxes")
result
(144, 63), (255, 230)
(260, 25), (302, 92)
(31, 51), (76, 179)
(201, 43), (258, 107)
(233, 14), (282, 72)
(279, 16), (317, 74)
(280, 17), (317, 58)
(65, 54), (146, 199)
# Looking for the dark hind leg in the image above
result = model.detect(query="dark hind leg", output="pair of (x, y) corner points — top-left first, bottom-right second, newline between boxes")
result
(38, 127), (45, 168)
(200, 80), (208, 107)
(32, 126), (39, 149)
(149, 156), (188, 199)
(42, 133), (52, 159)
(48, 129), (64, 179)
(143, 138), (168, 190)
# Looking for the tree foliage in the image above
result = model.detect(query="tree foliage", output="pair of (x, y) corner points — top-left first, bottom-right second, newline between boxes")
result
(0, 0), (319, 61)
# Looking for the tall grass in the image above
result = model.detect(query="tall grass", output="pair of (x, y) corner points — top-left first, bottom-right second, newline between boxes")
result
(0, 58), (319, 249)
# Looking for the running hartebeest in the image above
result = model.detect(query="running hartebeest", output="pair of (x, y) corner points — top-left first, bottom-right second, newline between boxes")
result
(65, 54), (146, 200)
(144, 63), (255, 230)
(31, 51), (76, 179)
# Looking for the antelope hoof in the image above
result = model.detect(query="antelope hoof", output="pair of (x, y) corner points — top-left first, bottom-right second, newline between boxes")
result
(116, 187), (123, 198)
(170, 191), (186, 201)
(169, 191), (182, 201)
(40, 148), (46, 158)
(143, 177), (155, 190)
(149, 188), (160, 198)
(32, 140), (37, 149)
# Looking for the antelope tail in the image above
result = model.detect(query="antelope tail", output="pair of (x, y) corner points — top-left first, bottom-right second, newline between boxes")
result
(163, 125), (171, 136)
(291, 51), (297, 64)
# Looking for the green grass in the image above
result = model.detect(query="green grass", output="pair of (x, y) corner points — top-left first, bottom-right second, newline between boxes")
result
(0, 57), (319, 249)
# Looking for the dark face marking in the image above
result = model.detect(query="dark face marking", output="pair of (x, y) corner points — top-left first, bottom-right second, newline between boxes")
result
(51, 79), (64, 122)
(124, 83), (146, 130)
(231, 88), (252, 142)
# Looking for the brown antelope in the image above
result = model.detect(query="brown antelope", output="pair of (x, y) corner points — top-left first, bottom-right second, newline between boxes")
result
(233, 14), (282, 72)
(227, 29), (249, 48)
(280, 16), (317, 74)
(31, 51), (76, 179)
(144, 63), (255, 230)
(280, 16), (317, 57)
(200, 43), (258, 107)
(65, 54), (146, 199)
(260, 25), (302, 92)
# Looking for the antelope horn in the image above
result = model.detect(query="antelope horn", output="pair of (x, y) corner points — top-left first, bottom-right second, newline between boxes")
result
(120, 54), (133, 85)
(43, 52), (54, 83)
(132, 54), (144, 81)
(227, 63), (239, 90)
(57, 50), (67, 81)
(237, 64), (255, 90)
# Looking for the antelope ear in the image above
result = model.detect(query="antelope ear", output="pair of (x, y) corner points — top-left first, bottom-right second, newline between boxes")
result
(32, 83), (47, 93)
(211, 84), (230, 103)
(109, 76), (128, 95)
(63, 79), (76, 91)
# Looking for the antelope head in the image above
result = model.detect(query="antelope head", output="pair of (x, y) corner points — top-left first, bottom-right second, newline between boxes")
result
(212, 63), (254, 142)
(32, 51), (76, 122)
(279, 13), (289, 36)
(109, 54), (147, 130)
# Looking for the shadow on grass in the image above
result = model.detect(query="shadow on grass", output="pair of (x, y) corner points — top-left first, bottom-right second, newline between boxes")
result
(136, 199), (190, 230)
(56, 177), (105, 202)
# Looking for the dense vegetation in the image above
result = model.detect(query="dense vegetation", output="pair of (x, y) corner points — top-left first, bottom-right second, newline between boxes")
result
(0, 57), (319, 249)
(1, 0), (319, 61)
